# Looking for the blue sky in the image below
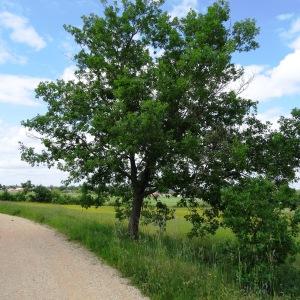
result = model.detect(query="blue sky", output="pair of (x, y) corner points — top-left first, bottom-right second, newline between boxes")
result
(0, 0), (299, 186)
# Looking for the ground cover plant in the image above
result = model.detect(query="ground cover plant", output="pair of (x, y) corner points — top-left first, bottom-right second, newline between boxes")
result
(0, 201), (299, 299)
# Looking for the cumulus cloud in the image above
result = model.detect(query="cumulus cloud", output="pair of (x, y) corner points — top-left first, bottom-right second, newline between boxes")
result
(240, 50), (300, 102)
(0, 65), (79, 106)
(234, 33), (300, 102)
(0, 11), (46, 50)
(257, 107), (289, 129)
(169, 0), (198, 18)
(60, 65), (78, 81)
(0, 42), (12, 63)
(0, 39), (27, 64)
(288, 18), (300, 36)
(0, 74), (47, 105)
(279, 17), (300, 40)
(0, 121), (67, 185)
(238, 16), (300, 102)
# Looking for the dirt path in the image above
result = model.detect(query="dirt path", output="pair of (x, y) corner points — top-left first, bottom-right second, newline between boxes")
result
(0, 213), (148, 300)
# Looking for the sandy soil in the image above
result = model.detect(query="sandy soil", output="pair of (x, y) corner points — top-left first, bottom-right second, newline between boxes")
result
(0, 213), (148, 300)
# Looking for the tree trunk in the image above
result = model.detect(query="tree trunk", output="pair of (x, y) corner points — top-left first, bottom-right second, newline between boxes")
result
(128, 191), (144, 239)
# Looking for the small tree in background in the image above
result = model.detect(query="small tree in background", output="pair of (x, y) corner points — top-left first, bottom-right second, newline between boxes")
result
(31, 185), (52, 203)
(21, 180), (34, 194)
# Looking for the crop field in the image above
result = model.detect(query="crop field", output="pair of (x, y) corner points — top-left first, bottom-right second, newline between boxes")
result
(0, 201), (299, 300)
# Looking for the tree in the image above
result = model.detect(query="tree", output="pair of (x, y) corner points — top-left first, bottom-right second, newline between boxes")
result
(222, 178), (300, 288)
(21, 180), (34, 194)
(31, 185), (52, 203)
(20, 0), (297, 238)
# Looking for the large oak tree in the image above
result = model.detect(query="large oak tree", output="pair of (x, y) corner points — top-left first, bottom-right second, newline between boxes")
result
(21, 0), (300, 238)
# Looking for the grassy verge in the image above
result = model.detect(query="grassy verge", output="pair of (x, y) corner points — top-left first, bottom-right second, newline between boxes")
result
(0, 201), (298, 299)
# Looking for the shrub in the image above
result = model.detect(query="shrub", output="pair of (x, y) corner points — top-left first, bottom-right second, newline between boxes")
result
(51, 189), (63, 203)
(222, 178), (300, 291)
(0, 189), (13, 201)
(31, 185), (52, 203)
(51, 189), (80, 204)
(13, 191), (26, 201)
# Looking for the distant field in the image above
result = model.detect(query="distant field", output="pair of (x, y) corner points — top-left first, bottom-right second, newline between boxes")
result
(3, 201), (228, 238)
(0, 201), (299, 299)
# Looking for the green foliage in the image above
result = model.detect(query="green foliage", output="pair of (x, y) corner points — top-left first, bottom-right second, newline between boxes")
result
(184, 201), (221, 237)
(51, 188), (80, 204)
(0, 183), (86, 205)
(30, 185), (52, 203)
(19, 0), (266, 236)
(18, 0), (300, 239)
(0, 189), (14, 201)
(80, 183), (108, 209)
(13, 191), (26, 201)
(141, 198), (175, 232)
(80, 183), (94, 209)
(222, 178), (300, 290)
(21, 180), (34, 193)
(114, 196), (132, 221)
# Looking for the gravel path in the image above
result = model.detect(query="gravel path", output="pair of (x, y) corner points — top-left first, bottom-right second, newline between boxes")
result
(0, 213), (148, 300)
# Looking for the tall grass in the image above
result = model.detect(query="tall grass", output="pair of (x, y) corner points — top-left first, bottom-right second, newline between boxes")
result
(0, 201), (299, 299)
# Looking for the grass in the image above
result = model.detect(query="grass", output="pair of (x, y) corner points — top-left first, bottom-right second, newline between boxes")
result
(0, 201), (299, 299)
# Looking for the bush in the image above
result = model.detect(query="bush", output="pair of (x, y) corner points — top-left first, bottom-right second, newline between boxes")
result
(0, 189), (13, 201)
(31, 185), (52, 203)
(222, 178), (300, 291)
(51, 189), (80, 204)
(13, 191), (26, 201)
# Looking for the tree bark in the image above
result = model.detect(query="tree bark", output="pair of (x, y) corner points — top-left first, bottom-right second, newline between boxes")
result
(128, 191), (144, 239)
(128, 153), (151, 239)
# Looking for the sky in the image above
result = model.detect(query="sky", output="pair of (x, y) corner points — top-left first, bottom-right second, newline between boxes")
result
(0, 0), (300, 186)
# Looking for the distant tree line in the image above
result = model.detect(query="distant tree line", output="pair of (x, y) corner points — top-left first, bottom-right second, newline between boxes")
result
(0, 181), (81, 204)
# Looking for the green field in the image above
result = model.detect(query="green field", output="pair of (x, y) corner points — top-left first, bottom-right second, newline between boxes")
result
(0, 201), (299, 299)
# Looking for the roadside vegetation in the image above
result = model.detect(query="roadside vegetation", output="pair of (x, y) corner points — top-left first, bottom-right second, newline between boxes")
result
(0, 182), (81, 204)
(1, 189), (300, 299)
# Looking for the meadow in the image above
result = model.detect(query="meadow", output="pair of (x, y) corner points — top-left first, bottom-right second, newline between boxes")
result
(0, 200), (299, 300)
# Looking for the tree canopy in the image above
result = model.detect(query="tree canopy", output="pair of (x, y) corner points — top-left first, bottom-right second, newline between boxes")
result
(20, 0), (300, 238)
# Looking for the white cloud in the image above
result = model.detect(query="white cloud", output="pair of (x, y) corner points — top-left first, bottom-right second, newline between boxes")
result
(0, 121), (67, 185)
(280, 17), (300, 40)
(0, 74), (46, 105)
(0, 11), (46, 50)
(61, 65), (77, 81)
(240, 18), (300, 101)
(290, 36), (300, 49)
(0, 65), (78, 106)
(277, 13), (294, 21)
(61, 40), (76, 60)
(257, 107), (289, 129)
(235, 40), (300, 102)
(169, 0), (198, 18)
(288, 18), (300, 35)
(0, 39), (27, 64)
(0, 43), (13, 63)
